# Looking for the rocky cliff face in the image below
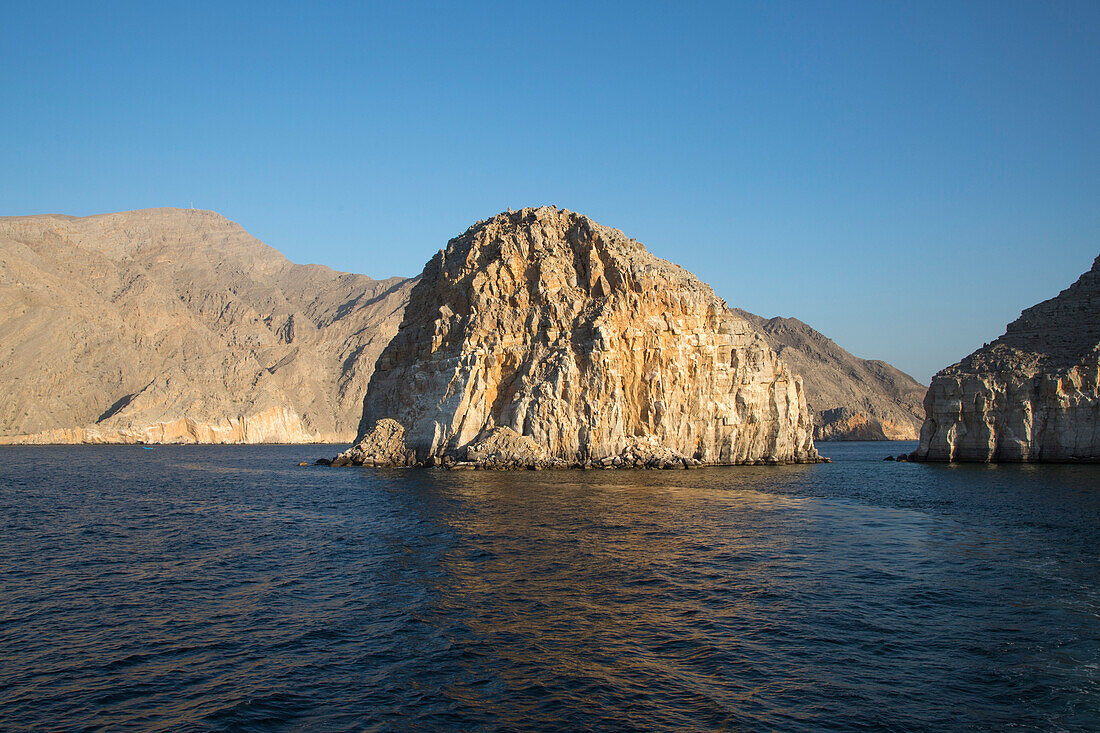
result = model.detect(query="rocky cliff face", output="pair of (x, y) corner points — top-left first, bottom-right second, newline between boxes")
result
(0, 209), (414, 443)
(733, 311), (926, 440)
(341, 207), (819, 466)
(914, 254), (1100, 462)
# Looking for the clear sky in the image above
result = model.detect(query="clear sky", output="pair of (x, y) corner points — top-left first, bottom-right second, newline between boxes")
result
(2, 1), (1097, 383)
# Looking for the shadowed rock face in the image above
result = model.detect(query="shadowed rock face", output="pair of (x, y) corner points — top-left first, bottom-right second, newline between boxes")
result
(0, 208), (414, 443)
(347, 207), (819, 466)
(915, 254), (1100, 462)
(733, 311), (926, 440)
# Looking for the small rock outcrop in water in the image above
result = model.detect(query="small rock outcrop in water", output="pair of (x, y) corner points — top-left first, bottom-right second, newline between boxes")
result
(335, 207), (820, 468)
(330, 418), (416, 467)
(914, 254), (1100, 462)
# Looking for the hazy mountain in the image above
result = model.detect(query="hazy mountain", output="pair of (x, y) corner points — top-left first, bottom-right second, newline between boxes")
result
(733, 310), (926, 440)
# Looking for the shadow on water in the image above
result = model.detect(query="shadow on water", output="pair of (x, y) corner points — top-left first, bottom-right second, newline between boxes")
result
(0, 443), (1096, 731)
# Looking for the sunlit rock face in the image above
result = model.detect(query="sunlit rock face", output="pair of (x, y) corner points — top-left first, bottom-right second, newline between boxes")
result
(915, 254), (1100, 462)
(346, 206), (819, 466)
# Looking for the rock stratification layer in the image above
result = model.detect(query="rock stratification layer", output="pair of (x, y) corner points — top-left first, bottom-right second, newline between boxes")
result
(342, 207), (819, 467)
(914, 254), (1100, 462)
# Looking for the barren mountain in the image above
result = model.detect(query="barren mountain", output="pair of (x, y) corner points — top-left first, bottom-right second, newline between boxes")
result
(0, 208), (414, 443)
(733, 310), (926, 440)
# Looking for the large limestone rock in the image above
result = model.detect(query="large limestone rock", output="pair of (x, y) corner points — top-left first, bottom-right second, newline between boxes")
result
(914, 254), (1100, 462)
(341, 207), (819, 466)
(0, 209), (414, 443)
(734, 310), (926, 440)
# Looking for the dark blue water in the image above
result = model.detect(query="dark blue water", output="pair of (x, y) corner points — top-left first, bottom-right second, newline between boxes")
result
(0, 442), (1097, 731)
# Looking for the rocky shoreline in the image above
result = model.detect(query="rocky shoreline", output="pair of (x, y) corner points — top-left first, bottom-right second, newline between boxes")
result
(320, 454), (828, 470)
(320, 457), (829, 470)
(323, 419), (827, 470)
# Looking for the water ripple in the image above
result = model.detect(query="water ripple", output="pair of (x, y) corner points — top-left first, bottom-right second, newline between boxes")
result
(0, 442), (1096, 731)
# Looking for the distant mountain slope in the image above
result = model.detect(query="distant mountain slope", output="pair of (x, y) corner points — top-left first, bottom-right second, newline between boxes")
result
(0, 208), (414, 443)
(732, 310), (926, 440)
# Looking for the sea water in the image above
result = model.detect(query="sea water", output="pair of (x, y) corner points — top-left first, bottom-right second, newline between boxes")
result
(0, 443), (1096, 731)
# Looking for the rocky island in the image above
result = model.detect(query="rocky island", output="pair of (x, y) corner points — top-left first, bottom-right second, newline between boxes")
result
(334, 207), (821, 469)
(914, 254), (1100, 462)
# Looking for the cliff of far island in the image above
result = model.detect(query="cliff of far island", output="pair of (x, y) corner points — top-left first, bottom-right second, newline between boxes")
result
(334, 207), (821, 468)
(0, 209), (414, 444)
(914, 254), (1100, 462)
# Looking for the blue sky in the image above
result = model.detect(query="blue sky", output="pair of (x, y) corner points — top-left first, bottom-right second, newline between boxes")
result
(2, 1), (1097, 383)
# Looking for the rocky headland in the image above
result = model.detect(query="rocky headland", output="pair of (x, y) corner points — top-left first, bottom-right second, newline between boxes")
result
(334, 207), (822, 469)
(0, 209), (414, 443)
(913, 254), (1100, 462)
(733, 310), (926, 440)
